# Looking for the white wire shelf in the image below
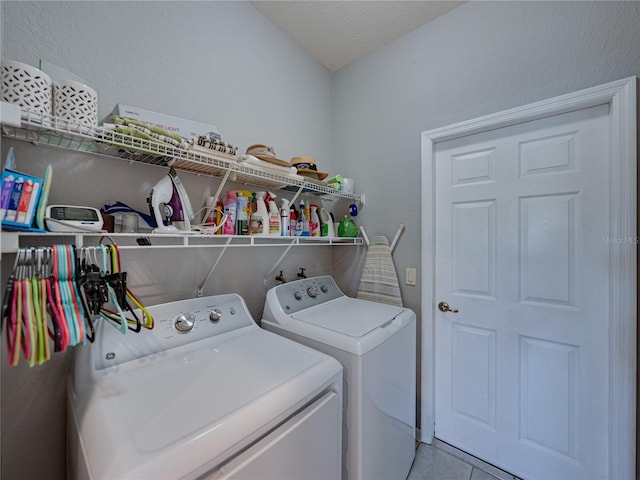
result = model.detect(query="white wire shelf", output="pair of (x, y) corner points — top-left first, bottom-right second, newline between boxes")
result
(1, 231), (363, 253)
(1, 109), (365, 203)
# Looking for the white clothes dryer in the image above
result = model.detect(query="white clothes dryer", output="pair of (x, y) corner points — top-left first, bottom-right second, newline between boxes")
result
(262, 276), (416, 480)
(67, 293), (343, 480)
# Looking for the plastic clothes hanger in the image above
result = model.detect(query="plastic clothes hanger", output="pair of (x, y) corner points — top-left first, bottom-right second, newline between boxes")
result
(17, 251), (36, 366)
(64, 245), (85, 343)
(34, 248), (51, 362)
(45, 272), (64, 352)
(27, 247), (47, 365)
(54, 245), (79, 346)
(5, 252), (23, 366)
(30, 266), (45, 365)
(98, 245), (128, 334)
(21, 274), (36, 366)
(115, 244), (154, 330)
(65, 245), (86, 344)
(78, 247), (107, 315)
(40, 248), (62, 352)
(126, 289), (154, 330)
(99, 245), (147, 332)
(109, 244), (143, 332)
(1, 251), (18, 331)
(74, 248), (96, 343)
(50, 247), (70, 351)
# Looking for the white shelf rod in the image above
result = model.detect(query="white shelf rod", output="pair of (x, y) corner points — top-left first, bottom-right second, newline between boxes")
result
(196, 236), (233, 297)
(288, 185), (305, 206)
(263, 238), (298, 286)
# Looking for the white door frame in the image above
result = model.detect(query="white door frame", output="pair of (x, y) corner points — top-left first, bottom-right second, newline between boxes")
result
(420, 77), (637, 479)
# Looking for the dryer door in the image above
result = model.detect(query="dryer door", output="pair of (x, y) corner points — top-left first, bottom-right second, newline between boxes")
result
(205, 390), (341, 480)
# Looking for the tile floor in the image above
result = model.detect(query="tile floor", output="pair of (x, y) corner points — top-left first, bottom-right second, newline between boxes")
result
(407, 440), (521, 480)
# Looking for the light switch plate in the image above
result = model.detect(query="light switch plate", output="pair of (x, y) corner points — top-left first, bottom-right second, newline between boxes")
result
(406, 267), (416, 286)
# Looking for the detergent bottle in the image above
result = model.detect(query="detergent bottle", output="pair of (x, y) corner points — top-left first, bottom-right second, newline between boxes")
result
(215, 197), (223, 235)
(309, 204), (320, 237)
(290, 204), (298, 236)
(298, 199), (310, 236)
(235, 191), (249, 235)
(204, 196), (217, 226)
(338, 215), (358, 237)
(319, 208), (335, 237)
(267, 192), (280, 235)
(280, 198), (290, 236)
(304, 197), (311, 225)
(250, 191), (269, 235)
(223, 190), (237, 235)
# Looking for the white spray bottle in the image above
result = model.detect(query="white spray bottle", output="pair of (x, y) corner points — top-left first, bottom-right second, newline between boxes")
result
(250, 191), (269, 235)
(297, 199), (309, 236)
(267, 192), (280, 235)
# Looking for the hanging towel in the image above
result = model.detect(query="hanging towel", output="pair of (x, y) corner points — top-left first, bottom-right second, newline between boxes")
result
(357, 235), (403, 306)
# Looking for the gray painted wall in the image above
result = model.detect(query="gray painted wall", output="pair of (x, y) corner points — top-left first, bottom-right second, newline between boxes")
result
(3, 1), (640, 479)
(331, 0), (640, 439)
(332, 0), (640, 316)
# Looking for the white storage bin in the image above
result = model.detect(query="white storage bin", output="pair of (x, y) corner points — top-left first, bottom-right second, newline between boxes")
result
(1, 60), (52, 115)
(53, 79), (98, 126)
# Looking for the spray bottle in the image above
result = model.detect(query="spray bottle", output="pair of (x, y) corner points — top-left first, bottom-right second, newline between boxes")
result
(223, 190), (237, 235)
(267, 192), (280, 235)
(310, 204), (320, 237)
(279, 199), (290, 236)
(298, 199), (310, 236)
(250, 191), (269, 235)
(290, 204), (298, 236)
(235, 191), (249, 235)
(204, 197), (217, 226)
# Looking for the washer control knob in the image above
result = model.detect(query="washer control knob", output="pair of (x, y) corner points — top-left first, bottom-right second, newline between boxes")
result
(294, 291), (303, 300)
(174, 313), (196, 333)
(320, 284), (328, 293)
(209, 309), (222, 323)
(307, 286), (318, 298)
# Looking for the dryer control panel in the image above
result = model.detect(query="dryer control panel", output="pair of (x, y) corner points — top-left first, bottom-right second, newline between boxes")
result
(274, 276), (344, 315)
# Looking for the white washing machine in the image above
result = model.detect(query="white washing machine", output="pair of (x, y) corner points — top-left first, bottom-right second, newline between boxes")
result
(262, 275), (416, 480)
(67, 293), (343, 480)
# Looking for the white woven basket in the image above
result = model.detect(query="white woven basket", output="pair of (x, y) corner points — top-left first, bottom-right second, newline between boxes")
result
(53, 79), (98, 126)
(1, 60), (52, 115)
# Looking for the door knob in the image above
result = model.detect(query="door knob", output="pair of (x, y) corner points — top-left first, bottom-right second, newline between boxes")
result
(438, 301), (459, 313)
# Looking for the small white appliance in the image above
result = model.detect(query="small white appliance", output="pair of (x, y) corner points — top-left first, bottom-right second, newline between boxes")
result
(67, 293), (343, 480)
(45, 205), (104, 232)
(262, 275), (416, 480)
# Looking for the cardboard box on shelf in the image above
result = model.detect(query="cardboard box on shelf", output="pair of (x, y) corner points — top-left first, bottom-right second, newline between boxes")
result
(112, 104), (220, 141)
(1, 169), (42, 229)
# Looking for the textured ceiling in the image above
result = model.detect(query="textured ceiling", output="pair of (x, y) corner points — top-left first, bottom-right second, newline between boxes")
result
(251, 1), (464, 72)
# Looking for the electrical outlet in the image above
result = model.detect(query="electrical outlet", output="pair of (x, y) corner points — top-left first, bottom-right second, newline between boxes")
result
(405, 267), (417, 286)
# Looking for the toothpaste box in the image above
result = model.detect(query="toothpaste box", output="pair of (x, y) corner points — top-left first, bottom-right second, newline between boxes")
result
(1, 168), (42, 229)
(111, 104), (220, 141)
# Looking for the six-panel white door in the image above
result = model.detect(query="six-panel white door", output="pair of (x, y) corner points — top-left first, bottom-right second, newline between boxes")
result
(434, 104), (610, 479)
